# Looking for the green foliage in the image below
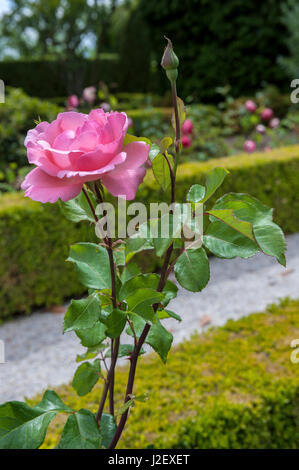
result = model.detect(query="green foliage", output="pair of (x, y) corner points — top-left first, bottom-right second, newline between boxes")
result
(57, 409), (101, 449)
(72, 360), (101, 397)
(39, 299), (299, 449)
(138, 0), (289, 100)
(0, 88), (62, 169)
(0, 145), (298, 319)
(0, 390), (72, 449)
(174, 247), (210, 292)
(63, 294), (102, 333)
(0, 192), (96, 320)
(118, 9), (151, 93)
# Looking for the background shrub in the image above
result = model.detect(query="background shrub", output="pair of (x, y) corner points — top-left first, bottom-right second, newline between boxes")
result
(138, 0), (289, 101)
(0, 87), (62, 169)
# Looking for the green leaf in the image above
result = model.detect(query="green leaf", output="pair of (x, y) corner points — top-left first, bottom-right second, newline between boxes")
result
(0, 390), (72, 449)
(127, 289), (164, 322)
(59, 190), (97, 223)
(253, 222), (286, 266)
(123, 134), (151, 146)
(119, 274), (160, 301)
(152, 152), (174, 191)
(206, 209), (255, 240)
(174, 247), (210, 292)
(146, 321), (173, 363)
(76, 345), (105, 363)
(58, 409), (101, 449)
(113, 247), (126, 267)
(204, 221), (259, 259)
(157, 309), (182, 322)
(117, 399), (135, 416)
(160, 137), (173, 153)
(162, 280), (178, 307)
(106, 309), (127, 338)
(125, 237), (153, 263)
(120, 262), (140, 283)
(202, 168), (229, 203)
(67, 243), (111, 290)
(187, 184), (206, 203)
(64, 294), (102, 333)
(149, 143), (161, 162)
(76, 321), (107, 348)
(72, 359), (101, 396)
(99, 413), (116, 449)
(212, 193), (286, 265)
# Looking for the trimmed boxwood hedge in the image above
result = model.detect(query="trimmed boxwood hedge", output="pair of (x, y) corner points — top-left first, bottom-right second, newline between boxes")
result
(39, 298), (299, 449)
(1, 144), (299, 319)
(0, 193), (95, 320)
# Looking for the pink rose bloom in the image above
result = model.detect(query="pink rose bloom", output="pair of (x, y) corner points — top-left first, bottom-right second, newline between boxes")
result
(245, 100), (257, 113)
(260, 108), (274, 121)
(67, 95), (79, 109)
(269, 117), (280, 128)
(256, 124), (266, 134)
(21, 110), (149, 203)
(243, 140), (256, 153)
(181, 119), (193, 135)
(83, 86), (97, 104)
(181, 135), (192, 148)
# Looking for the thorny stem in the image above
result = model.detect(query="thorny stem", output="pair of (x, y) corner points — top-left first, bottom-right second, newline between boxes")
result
(82, 185), (119, 424)
(109, 68), (181, 449)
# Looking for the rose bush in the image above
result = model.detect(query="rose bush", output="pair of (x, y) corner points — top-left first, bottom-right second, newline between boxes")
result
(21, 109), (149, 203)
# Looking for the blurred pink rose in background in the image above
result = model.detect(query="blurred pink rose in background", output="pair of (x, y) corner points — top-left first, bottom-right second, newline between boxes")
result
(245, 100), (257, 113)
(100, 102), (111, 112)
(256, 124), (266, 134)
(82, 86), (97, 104)
(127, 117), (133, 128)
(260, 108), (274, 121)
(264, 146), (272, 152)
(21, 110), (149, 203)
(269, 117), (280, 128)
(181, 119), (193, 135)
(67, 95), (79, 110)
(243, 140), (256, 153)
(181, 135), (192, 148)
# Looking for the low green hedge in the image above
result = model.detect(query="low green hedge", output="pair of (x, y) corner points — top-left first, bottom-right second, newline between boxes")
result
(0, 193), (95, 319)
(1, 145), (299, 319)
(39, 298), (299, 449)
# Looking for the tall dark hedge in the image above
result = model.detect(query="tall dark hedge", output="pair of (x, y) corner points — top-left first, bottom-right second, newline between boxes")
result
(118, 10), (152, 92)
(138, 0), (289, 101)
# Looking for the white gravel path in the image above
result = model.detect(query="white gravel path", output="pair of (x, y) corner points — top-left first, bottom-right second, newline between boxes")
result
(0, 233), (298, 403)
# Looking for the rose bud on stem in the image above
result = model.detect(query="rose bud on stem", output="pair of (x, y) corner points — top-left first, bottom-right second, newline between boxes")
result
(161, 37), (181, 159)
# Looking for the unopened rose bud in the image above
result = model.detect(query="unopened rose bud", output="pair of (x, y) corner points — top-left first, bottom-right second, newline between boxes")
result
(161, 37), (179, 82)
